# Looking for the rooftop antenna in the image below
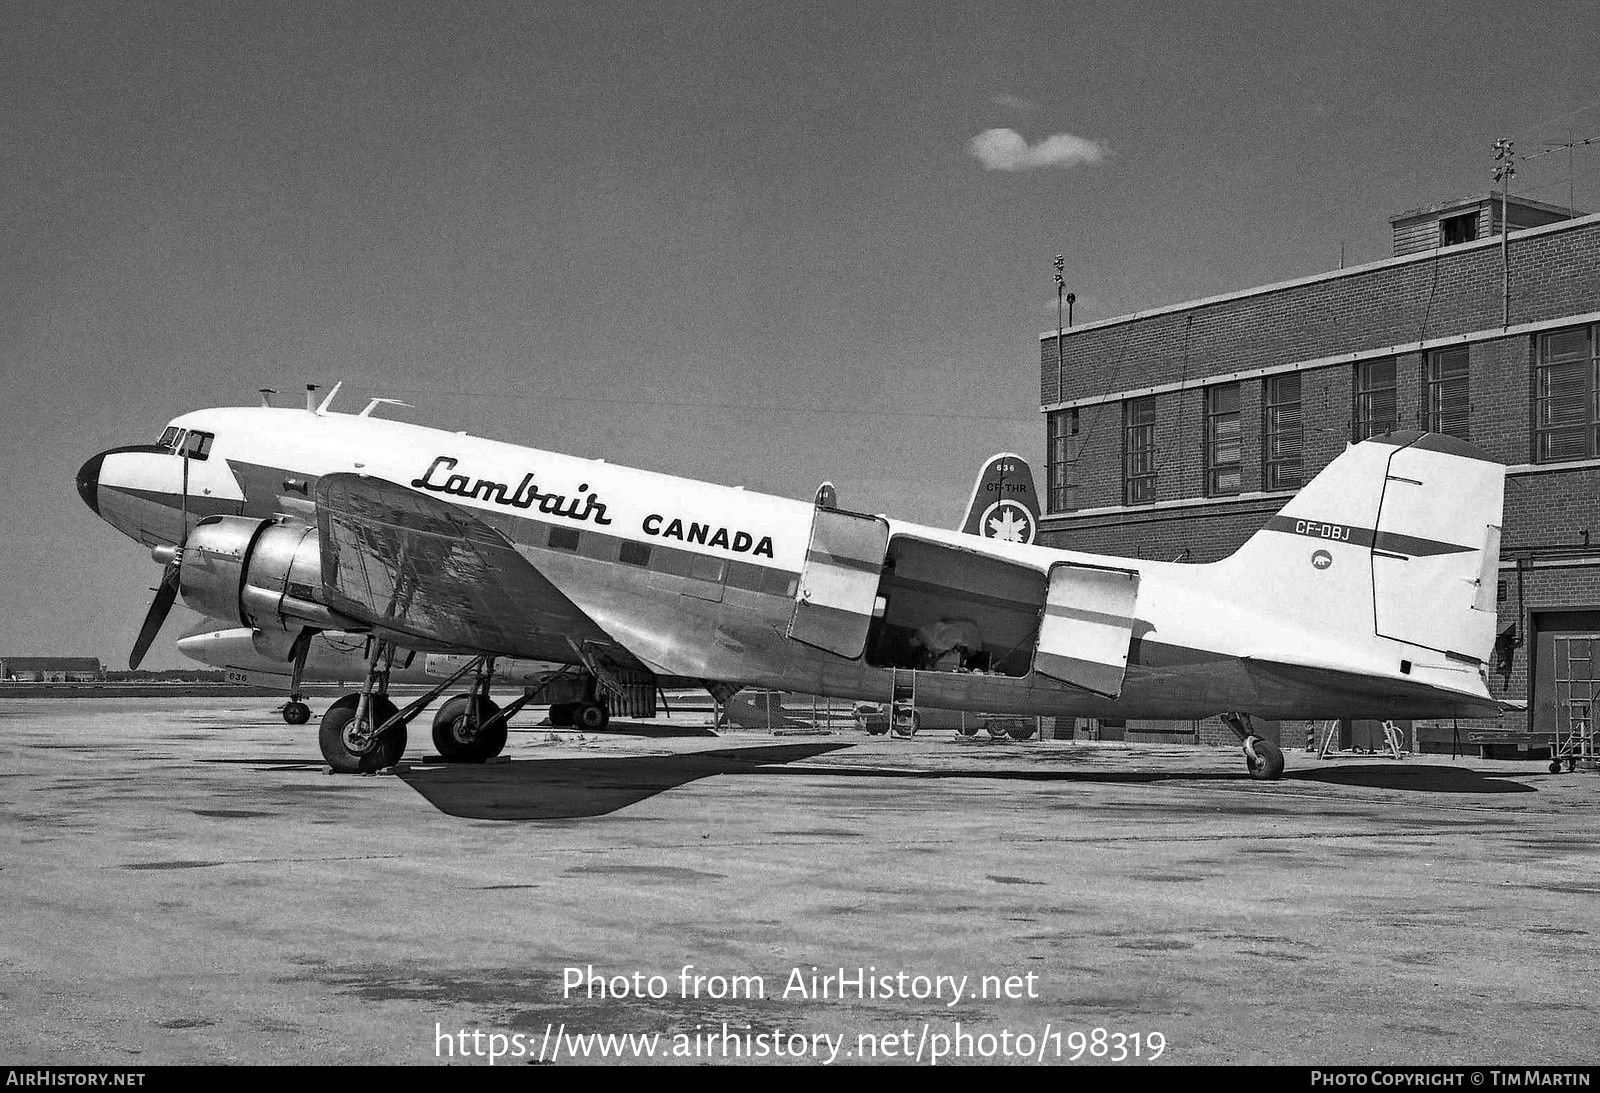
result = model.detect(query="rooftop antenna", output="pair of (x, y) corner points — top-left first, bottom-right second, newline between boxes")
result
(1493, 138), (1516, 327)
(358, 397), (414, 417)
(315, 381), (343, 415)
(1053, 254), (1066, 403)
(305, 384), (320, 412)
(259, 388), (277, 408)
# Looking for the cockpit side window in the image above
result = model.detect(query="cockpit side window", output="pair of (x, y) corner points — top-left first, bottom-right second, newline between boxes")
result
(159, 426), (181, 449)
(182, 430), (214, 460)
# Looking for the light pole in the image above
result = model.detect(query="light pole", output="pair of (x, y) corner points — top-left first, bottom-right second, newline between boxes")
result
(1493, 138), (1516, 328)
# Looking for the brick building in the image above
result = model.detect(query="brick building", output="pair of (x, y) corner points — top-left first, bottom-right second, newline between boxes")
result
(1039, 196), (1600, 756)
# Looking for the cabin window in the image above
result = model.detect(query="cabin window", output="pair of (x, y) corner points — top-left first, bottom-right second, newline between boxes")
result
(548, 526), (580, 552)
(652, 546), (695, 577)
(619, 540), (652, 567)
(726, 562), (768, 591)
(688, 554), (725, 583)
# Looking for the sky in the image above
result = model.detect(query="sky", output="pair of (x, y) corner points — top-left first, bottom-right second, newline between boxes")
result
(4, 0), (1600, 669)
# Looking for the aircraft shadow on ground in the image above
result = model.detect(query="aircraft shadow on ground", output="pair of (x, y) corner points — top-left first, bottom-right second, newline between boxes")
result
(389, 744), (1534, 821)
(1285, 763), (1535, 794)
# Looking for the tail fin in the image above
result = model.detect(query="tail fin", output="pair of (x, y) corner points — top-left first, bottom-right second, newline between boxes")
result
(960, 453), (1041, 544)
(1218, 431), (1504, 666)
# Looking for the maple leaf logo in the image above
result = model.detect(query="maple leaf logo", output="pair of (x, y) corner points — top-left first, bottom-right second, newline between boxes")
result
(987, 508), (1031, 541)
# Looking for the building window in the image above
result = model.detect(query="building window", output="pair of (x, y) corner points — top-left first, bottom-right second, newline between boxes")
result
(1123, 397), (1157, 505)
(1047, 408), (1079, 512)
(1263, 372), (1302, 490)
(1204, 384), (1242, 496)
(1535, 325), (1597, 463)
(1426, 347), (1470, 439)
(1354, 358), (1398, 440)
(1440, 212), (1478, 246)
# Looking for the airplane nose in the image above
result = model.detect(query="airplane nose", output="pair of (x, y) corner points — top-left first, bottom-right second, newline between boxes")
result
(76, 452), (104, 516)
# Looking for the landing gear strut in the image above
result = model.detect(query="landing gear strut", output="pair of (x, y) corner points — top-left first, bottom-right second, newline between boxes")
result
(282, 630), (312, 725)
(432, 656), (510, 762)
(318, 638), (406, 773)
(1221, 712), (1286, 781)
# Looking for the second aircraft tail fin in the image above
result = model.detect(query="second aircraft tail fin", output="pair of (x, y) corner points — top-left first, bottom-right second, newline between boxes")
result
(959, 453), (1041, 544)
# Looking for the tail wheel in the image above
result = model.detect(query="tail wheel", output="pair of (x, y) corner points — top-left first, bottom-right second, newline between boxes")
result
(575, 701), (610, 731)
(319, 694), (404, 773)
(431, 694), (508, 763)
(1246, 739), (1286, 780)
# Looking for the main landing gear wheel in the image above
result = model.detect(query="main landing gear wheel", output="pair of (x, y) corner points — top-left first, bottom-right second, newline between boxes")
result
(574, 701), (610, 731)
(892, 711), (920, 738)
(319, 694), (405, 773)
(431, 694), (507, 763)
(1245, 738), (1286, 781)
(986, 720), (1009, 739)
(282, 701), (311, 726)
(1007, 722), (1037, 741)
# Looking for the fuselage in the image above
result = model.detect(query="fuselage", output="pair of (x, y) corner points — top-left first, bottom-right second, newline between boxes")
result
(78, 405), (1499, 722)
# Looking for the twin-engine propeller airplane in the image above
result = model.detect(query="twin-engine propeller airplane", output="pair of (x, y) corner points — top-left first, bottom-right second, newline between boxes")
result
(77, 389), (1505, 779)
(173, 451), (1042, 730)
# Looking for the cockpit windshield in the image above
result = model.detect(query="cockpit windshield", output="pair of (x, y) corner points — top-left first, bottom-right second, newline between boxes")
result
(157, 426), (214, 460)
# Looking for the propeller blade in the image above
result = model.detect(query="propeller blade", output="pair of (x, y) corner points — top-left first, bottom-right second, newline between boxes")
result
(129, 564), (180, 671)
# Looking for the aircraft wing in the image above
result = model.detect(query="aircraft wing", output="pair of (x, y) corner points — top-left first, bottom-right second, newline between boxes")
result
(314, 472), (642, 667)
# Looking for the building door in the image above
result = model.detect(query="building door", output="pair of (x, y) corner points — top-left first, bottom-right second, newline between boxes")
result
(1530, 612), (1600, 737)
(1549, 634), (1600, 747)
(787, 507), (889, 659)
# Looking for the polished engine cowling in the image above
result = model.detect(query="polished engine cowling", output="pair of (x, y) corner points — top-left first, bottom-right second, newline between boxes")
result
(177, 516), (348, 633)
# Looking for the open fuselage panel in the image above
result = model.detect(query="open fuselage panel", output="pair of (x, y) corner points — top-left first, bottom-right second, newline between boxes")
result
(864, 536), (1046, 678)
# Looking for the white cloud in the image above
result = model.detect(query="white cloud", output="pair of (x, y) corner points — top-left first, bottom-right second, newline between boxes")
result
(967, 128), (1109, 172)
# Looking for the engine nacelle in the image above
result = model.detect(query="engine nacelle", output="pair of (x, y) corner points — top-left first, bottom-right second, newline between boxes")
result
(178, 516), (340, 632)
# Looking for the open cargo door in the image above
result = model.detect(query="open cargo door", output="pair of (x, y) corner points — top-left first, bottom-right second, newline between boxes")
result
(787, 506), (889, 659)
(1033, 562), (1139, 697)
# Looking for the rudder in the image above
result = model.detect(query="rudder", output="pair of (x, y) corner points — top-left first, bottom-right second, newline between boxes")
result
(1218, 431), (1503, 665)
